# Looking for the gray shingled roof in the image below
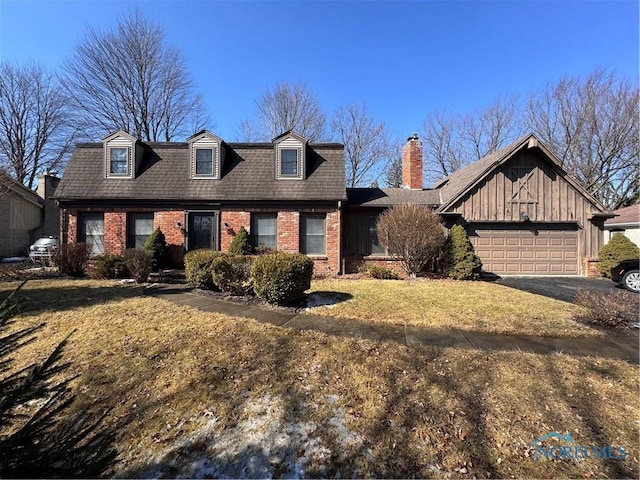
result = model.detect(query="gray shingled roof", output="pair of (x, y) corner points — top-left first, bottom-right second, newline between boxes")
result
(54, 142), (346, 202)
(346, 188), (440, 207)
(431, 139), (525, 208)
(604, 204), (639, 226)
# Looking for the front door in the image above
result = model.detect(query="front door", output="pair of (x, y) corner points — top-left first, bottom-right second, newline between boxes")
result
(188, 212), (218, 250)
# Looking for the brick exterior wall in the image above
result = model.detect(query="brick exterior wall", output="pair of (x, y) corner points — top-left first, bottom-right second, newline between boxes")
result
(402, 134), (423, 189)
(583, 257), (602, 277)
(344, 256), (406, 276)
(220, 211), (251, 251)
(62, 206), (341, 274)
(63, 207), (186, 266)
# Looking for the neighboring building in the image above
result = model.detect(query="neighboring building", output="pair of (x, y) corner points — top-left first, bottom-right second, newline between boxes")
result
(53, 130), (345, 275)
(0, 172), (60, 258)
(54, 130), (610, 276)
(346, 134), (611, 276)
(604, 204), (640, 247)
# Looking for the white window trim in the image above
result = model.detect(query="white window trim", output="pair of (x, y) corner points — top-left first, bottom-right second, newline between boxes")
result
(105, 145), (133, 178)
(276, 145), (304, 180)
(190, 141), (220, 179)
(193, 146), (218, 178)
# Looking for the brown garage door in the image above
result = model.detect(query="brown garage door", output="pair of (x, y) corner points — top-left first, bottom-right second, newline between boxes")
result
(469, 226), (579, 275)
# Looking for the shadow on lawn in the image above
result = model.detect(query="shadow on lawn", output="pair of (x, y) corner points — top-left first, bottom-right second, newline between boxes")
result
(0, 282), (120, 477)
(0, 280), (147, 315)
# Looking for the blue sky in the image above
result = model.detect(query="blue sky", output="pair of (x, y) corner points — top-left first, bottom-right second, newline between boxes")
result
(1, 0), (637, 142)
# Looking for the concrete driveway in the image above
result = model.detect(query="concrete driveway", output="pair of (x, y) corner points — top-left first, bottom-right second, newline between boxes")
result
(493, 276), (631, 303)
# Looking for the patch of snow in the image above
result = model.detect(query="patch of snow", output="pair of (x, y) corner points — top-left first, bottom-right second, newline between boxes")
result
(118, 279), (135, 284)
(305, 293), (342, 310)
(132, 393), (364, 479)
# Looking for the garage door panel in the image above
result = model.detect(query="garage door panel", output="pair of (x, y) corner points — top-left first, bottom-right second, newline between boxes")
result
(469, 226), (579, 275)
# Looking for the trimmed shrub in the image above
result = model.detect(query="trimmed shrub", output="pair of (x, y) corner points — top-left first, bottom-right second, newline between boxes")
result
(228, 226), (253, 255)
(184, 249), (225, 289)
(255, 245), (277, 256)
(52, 243), (90, 277)
(211, 255), (255, 295)
(443, 225), (483, 280)
(597, 234), (640, 278)
(93, 254), (128, 279)
(252, 252), (314, 305)
(358, 263), (401, 280)
(123, 248), (154, 283)
(144, 228), (169, 270)
(575, 290), (639, 329)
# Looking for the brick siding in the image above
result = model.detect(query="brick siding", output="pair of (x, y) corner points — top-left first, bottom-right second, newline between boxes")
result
(62, 206), (341, 274)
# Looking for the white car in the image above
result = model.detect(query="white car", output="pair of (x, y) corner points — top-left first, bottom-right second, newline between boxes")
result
(29, 236), (59, 262)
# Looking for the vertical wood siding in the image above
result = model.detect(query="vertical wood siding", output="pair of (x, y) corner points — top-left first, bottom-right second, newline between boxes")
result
(445, 150), (604, 258)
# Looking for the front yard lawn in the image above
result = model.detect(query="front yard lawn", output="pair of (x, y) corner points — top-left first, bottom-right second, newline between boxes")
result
(308, 278), (601, 338)
(1, 279), (637, 478)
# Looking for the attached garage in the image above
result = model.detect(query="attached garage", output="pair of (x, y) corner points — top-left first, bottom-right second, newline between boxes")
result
(468, 224), (579, 275)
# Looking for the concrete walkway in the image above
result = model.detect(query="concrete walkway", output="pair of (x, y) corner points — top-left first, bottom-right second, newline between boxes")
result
(145, 284), (639, 364)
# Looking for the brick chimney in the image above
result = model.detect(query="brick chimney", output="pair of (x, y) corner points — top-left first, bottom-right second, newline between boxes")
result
(402, 133), (422, 189)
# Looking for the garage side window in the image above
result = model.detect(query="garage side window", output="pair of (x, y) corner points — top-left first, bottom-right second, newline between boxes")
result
(79, 213), (104, 255)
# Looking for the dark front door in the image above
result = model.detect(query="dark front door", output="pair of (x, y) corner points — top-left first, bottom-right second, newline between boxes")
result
(188, 213), (217, 250)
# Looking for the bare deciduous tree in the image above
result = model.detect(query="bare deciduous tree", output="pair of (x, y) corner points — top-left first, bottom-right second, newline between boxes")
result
(526, 68), (639, 209)
(422, 95), (523, 185)
(239, 82), (326, 142)
(0, 63), (75, 189)
(63, 10), (209, 141)
(377, 204), (445, 277)
(331, 102), (393, 187)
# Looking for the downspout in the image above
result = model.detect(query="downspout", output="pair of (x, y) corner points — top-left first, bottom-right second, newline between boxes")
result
(338, 200), (344, 275)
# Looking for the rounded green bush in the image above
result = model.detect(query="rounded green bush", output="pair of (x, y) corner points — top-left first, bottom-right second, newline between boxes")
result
(184, 249), (225, 289)
(93, 254), (128, 279)
(597, 234), (640, 278)
(443, 225), (482, 280)
(211, 255), (255, 295)
(251, 252), (314, 305)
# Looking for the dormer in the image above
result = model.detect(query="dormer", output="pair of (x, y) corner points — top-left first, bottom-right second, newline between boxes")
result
(187, 130), (223, 179)
(103, 130), (138, 179)
(273, 131), (306, 180)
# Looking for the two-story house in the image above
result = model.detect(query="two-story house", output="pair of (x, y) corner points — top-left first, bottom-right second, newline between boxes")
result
(53, 130), (346, 275)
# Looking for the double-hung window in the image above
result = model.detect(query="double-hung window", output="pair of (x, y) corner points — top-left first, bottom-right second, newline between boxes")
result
(195, 148), (214, 176)
(251, 214), (277, 250)
(300, 214), (326, 256)
(79, 213), (104, 255)
(280, 149), (299, 177)
(109, 147), (129, 175)
(128, 213), (154, 249)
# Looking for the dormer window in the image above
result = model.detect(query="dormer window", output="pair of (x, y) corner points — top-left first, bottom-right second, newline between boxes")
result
(274, 131), (306, 180)
(103, 130), (136, 179)
(280, 149), (299, 176)
(195, 148), (215, 176)
(188, 130), (223, 179)
(109, 147), (129, 175)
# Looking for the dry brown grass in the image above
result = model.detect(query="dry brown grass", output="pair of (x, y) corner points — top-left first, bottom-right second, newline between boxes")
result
(1, 279), (638, 478)
(308, 278), (600, 338)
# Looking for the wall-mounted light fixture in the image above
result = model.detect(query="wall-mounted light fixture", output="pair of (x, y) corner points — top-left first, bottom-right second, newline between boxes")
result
(223, 222), (230, 228)
(520, 212), (530, 222)
(175, 221), (182, 228)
